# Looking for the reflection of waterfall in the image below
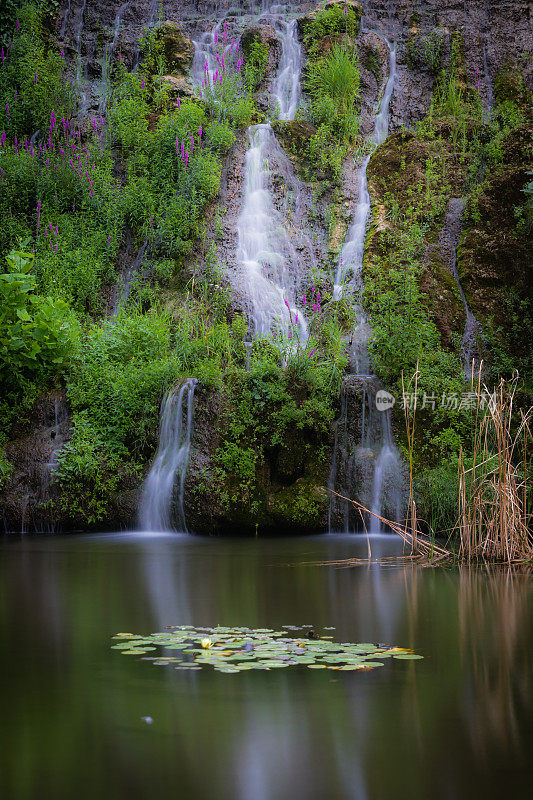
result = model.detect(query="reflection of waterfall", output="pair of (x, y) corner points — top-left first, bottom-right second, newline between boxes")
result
(139, 379), (197, 532)
(329, 40), (404, 533)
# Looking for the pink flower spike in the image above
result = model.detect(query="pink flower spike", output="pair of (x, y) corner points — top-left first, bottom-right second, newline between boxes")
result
(284, 299), (290, 308)
(309, 350), (316, 358)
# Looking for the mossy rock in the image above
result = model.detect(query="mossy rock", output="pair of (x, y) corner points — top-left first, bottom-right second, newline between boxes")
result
(494, 65), (531, 109)
(155, 21), (194, 76)
(367, 131), (432, 197)
(272, 120), (317, 160)
(458, 125), (533, 329)
(267, 479), (329, 529)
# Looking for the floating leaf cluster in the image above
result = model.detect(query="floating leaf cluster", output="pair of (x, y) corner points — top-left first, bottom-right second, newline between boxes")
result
(111, 626), (423, 673)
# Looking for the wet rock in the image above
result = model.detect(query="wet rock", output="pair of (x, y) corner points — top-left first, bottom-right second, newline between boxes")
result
(458, 124), (533, 329)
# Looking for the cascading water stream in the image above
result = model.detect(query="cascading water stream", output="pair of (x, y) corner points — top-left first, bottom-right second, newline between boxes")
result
(99, 2), (131, 112)
(73, 0), (88, 116)
(329, 39), (404, 534)
(59, 0), (71, 40)
(139, 379), (197, 532)
(235, 10), (308, 340)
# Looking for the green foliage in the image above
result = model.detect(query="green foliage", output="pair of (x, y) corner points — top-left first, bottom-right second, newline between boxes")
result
(0, 249), (79, 389)
(0, 444), (13, 489)
(0, 5), (75, 138)
(243, 39), (269, 91)
(406, 32), (444, 75)
(415, 458), (460, 532)
(54, 412), (124, 524)
(107, 73), (150, 151)
(200, 61), (254, 127)
(307, 44), (360, 138)
(206, 119), (236, 153)
(484, 293), (533, 391)
(522, 169), (533, 232)
(303, 4), (361, 58)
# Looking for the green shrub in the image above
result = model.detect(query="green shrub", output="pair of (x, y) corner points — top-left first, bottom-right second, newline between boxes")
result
(0, 249), (80, 389)
(206, 120), (236, 153)
(0, 5), (74, 138)
(303, 4), (361, 57)
(306, 44), (360, 141)
(243, 39), (269, 91)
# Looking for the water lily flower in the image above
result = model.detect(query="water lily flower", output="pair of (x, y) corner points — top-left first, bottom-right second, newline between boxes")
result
(201, 638), (212, 649)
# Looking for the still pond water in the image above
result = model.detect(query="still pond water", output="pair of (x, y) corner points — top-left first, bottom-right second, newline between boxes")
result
(1, 532), (532, 800)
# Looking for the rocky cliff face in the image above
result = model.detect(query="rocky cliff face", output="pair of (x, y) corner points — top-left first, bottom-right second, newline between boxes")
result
(1, 0), (531, 532)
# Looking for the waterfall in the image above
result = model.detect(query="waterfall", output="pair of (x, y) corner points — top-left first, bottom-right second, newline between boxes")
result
(59, 0), (71, 40)
(482, 38), (494, 118)
(191, 19), (234, 87)
(272, 18), (302, 120)
(139, 379), (198, 532)
(236, 124), (308, 339)
(110, 239), (149, 316)
(73, 0), (88, 116)
(99, 2), (131, 111)
(235, 10), (308, 340)
(132, 0), (159, 70)
(329, 39), (404, 534)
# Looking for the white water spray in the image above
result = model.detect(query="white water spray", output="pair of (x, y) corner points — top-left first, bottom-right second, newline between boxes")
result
(139, 379), (198, 532)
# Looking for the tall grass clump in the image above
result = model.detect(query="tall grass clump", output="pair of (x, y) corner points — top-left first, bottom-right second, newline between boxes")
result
(307, 44), (360, 138)
(456, 372), (532, 563)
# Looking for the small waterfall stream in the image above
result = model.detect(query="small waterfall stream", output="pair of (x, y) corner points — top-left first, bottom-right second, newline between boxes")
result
(139, 379), (197, 532)
(73, 0), (88, 115)
(99, 2), (131, 112)
(329, 39), (404, 533)
(438, 198), (482, 375)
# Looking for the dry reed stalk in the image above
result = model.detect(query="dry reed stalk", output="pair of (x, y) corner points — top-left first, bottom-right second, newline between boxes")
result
(329, 369), (532, 566)
(455, 371), (533, 564)
(328, 490), (450, 562)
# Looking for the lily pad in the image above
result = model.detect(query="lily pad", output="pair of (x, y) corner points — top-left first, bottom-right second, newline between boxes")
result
(111, 625), (422, 674)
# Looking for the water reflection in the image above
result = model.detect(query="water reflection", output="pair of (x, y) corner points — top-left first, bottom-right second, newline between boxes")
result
(0, 534), (531, 800)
